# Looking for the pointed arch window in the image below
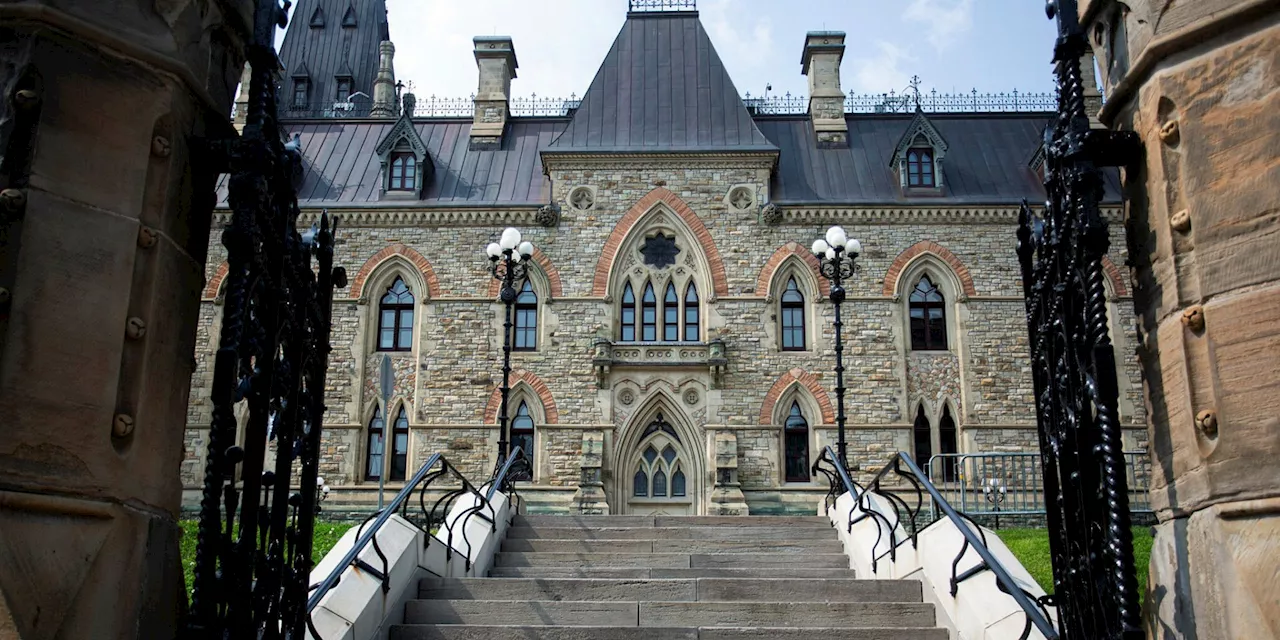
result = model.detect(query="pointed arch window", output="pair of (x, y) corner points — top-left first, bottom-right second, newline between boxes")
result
(780, 276), (806, 351)
(335, 76), (353, 102)
(620, 283), (636, 341)
(389, 153), (417, 191)
(365, 407), (385, 480)
(913, 405), (933, 470)
(684, 283), (699, 341)
(784, 401), (811, 482)
(633, 438), (686, 499)
(514, 280), (537, 351)
(907, 148), (935, 187)
(909, 275), (947, 351)
(641, 282), (657, 341)
(292, 79), (309, 108)
(390, 406), (409, 481)
(378, 277), (414, 351)
(663, 283), (679, 341)
(511, 401), (535, 468)
(939, 405), (958, 482)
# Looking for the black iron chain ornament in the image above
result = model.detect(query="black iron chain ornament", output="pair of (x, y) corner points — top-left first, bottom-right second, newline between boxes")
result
(486, 228), (535, 485)
(186, 0), (346, 637)
(1018, 1), (1143, 638)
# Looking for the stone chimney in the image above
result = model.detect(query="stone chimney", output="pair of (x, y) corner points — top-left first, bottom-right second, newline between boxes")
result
(470, 36), (518, 150)
(801, 31), (848, 147)
(370, 41), (398, 118)
(1081, 50), (1105, 129)
(233, 63), (252, 132)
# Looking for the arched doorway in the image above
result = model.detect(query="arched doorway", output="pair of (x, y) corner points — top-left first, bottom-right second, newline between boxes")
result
(615, 397), (704, 515)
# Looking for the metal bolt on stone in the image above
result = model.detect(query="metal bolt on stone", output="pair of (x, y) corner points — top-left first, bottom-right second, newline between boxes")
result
(1170, 209), (1191, 233)
(113, 413), (135, 438)
(1, 188), (26, 213)
(151, 136), (172, 158)
(1159, 120), (1181, 145)
(1182, 306), (1205, 333)
(126, 317), (147, 340)
(137, 226), (158, 248)
(1196, 410), (1219, 438)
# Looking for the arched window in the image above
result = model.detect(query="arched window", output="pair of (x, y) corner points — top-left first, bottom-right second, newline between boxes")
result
(939, 405), (958, 482)
(620, 283), (636, 342)
(378, 277), (415, 352)
(365, 407), (384, 481)
(633, 439), (686, 499)
(389, 153), (416, 191)
(663, 283), (679, 341)
(513, 280), (537, 351)
(390, 406), (409, 481)
(641, 282), (657, 341)
(907, 148), (935, 187)
(784, 401), (810, 482)
(909, 274), (947, 351)
(684, 283), (699, 341)
(913, 405), (933, 471)
(780, 276), (806, 351)
(511, 401), (535, 468)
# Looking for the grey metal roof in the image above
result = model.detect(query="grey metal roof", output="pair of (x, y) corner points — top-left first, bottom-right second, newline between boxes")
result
(217, 118), (565, 206)
(278, 0), (389, 107)
(545, 11), (776, 154)
(756, 113), (1121, 204)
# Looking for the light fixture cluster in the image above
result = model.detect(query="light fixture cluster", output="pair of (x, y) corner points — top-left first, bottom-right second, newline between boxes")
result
(811, 225), (862, 260)
(486, 227), (535, 263)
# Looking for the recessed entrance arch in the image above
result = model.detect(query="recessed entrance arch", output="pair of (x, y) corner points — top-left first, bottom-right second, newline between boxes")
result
(614, 393), (705, 515)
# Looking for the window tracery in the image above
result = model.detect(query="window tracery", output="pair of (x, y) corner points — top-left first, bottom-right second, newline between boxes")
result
(909, 274), (947, 350)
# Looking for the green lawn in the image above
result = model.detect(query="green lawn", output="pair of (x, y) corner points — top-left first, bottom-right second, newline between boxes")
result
(998, 526), (1154, 599)
(178, 520), (356, 594)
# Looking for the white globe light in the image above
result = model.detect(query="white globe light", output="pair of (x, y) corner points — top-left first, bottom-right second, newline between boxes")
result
(500, 227), (521, 250)
(512, 251), (523, 263)
(316, 477), (325, 486)
(847, 238), (863, 255)
(825, 248), (837, 260)
(825, 226), (848, 249)
(485, 242), (502, 259)
(517, 241), (534, 257)
(811, 239), (830, 256)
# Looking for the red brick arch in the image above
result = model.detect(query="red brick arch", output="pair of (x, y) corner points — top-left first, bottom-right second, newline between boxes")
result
(486, 247), (565, 298)
(484, 370), (559, 424)
(204, 261), (229, 298)
(759, 368), (836, 426)
(350, 243), (442, 299)
(1101, 255), (1129, 296)
(755, 241), (830, 298)
(591, 187), (729, 298)
(882, 241), (977, 297)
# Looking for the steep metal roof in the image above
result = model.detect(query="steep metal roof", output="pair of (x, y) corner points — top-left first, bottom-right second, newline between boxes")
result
(757, 113), (1119, 204)
(545, 11), (776, 154)
(278, 0), (389, 106)
(217, 118), (565, 206)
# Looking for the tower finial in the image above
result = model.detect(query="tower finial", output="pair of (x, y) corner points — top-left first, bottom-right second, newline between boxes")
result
(908, 75), (923, 110)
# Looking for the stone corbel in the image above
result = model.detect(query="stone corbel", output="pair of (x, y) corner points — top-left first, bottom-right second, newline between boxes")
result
(708, 338), (727, 390)
(592, 338), (613, 389)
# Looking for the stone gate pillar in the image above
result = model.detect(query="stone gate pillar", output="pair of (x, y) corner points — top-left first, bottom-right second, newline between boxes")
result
(0, 1), (251, 638)
(1080, 1), (1280, 637)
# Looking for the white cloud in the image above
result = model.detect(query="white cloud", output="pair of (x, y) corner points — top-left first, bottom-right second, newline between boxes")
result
(903, 0), (975, 51)
(847, 41), (912, 94)
(701, 0), (777, 94)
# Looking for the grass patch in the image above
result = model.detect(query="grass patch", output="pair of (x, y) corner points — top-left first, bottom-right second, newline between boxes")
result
(178, 520), (355, 594)
(997, 526), (1153, 600)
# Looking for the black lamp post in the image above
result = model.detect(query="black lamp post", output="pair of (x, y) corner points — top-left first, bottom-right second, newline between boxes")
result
(811, 226), (862, 469)
(486, 227), (534, 468)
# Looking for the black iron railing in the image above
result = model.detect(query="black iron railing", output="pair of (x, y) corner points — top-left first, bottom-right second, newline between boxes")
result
(305, 447), (529, 635)
(743, 88), (1056, 115)
(813, 447), (1058, 640)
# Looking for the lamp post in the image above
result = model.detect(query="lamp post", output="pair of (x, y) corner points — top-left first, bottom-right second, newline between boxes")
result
(983, 476), (1007, 529)
(486, 227), (534, 468)
(811, 226), (862, 469)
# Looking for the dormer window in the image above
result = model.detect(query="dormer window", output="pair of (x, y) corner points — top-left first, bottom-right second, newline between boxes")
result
(335, 77), (352, 102)
(292, 79), (309, 108)
(907, 147), (935, 187)
(389, 153), (416, 191)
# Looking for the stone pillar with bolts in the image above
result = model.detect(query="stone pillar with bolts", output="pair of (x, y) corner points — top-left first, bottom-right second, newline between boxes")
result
(470, 36), (517, 150)
(1080, 1), (1280, 637)
(801, 31), (847, 148)
(0, 1), (250, 638)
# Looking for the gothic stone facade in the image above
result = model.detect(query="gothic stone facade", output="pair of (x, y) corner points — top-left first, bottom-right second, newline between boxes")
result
(182, 3), (1147, 515)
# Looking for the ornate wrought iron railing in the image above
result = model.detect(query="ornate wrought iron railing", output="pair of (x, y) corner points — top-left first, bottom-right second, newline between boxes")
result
(1017, 0), (1144, 638)
(813, 447), (1058, 640)
(184, 1), (345, 637)
(743, 88), (1056, 115)
(305, 447), (530, 637)
(629, 0), (697, 12)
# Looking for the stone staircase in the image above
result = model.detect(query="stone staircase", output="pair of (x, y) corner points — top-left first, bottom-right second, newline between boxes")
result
(390, 514), (948, 639)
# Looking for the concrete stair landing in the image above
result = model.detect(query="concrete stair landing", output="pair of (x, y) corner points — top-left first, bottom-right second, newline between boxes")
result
(390, 514), (947, 639)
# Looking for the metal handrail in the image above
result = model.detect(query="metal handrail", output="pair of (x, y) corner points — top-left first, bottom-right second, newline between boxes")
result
(814, 447), (1058, 640)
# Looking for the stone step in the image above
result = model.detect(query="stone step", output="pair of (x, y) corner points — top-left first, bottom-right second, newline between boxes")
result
(487, 567), (860, 579)
(389, 625), (949, 639)
(512, 515), (831, 529)
(403, 600), (935, 628)
(507, 526), (838, 541)
(493, 552), (850, 569)
(419, 578), (918, 603)
(501, 539), (844, 554)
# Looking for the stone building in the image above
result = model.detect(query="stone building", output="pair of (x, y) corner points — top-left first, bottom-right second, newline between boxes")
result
(183, 0), (1147, 515)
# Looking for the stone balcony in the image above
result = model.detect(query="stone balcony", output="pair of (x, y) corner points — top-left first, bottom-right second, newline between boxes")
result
(592, 338), (728, 388)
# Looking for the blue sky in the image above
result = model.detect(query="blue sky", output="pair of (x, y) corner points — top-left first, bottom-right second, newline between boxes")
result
(283, 0), (1060, 100)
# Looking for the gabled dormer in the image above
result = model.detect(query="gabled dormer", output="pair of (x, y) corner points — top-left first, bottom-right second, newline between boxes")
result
(375, 93), (432, 199)
(890, 110), (949, 192)
(290, 61), (312, 108)
(334, 60), (355, 102)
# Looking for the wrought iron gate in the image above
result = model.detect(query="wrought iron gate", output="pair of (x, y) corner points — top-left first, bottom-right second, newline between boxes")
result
(184, 1), (345, 637)
(1017, 1), (1144, 638)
